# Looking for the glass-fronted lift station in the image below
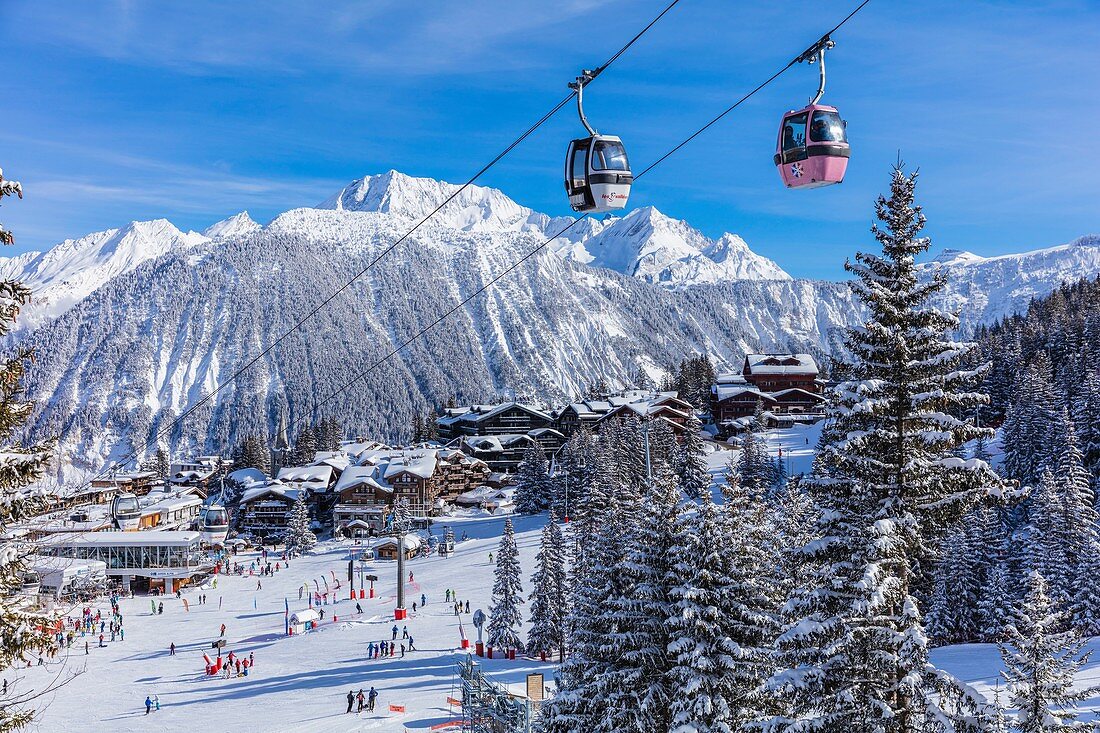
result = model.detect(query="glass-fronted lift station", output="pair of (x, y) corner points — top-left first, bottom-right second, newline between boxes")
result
(37, 531), (214, 594)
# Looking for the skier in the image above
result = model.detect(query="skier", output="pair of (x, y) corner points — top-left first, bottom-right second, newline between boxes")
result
(488, 552), (493, 563)
(356, 603), (363, 615)
(408, 636), (415, 651)
(249, 652), (254, 668)
(346, 690), (355, 714)
(257, 580), (262, 591)
(157, 602), (163, 615)
(408, 571), (414, 582)
(412, 602), (417, 613)
(154, 695), (160, 711)
(368, 686), (378, 712)
(356, 689), (365, 713)
(144, 696), (152, 715)
(367, 642), (375, 658)
(169, 643), (175, 656)
(220, 623), (226, 637)
(391, 624), (398, 640)
(465, 600), (470, 613)
(402, 625), (408, 639)
(400, 644), (405, 657)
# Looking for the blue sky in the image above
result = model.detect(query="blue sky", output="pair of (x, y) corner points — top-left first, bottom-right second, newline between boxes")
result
(1, 0), (1096, 279)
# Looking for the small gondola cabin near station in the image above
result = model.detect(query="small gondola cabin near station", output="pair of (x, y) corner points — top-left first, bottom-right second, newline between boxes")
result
(774, 104), (849, 189)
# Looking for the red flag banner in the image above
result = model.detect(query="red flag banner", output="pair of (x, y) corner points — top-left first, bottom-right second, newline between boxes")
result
(446, 696), (462, 706)
(389, 704), (406, 713)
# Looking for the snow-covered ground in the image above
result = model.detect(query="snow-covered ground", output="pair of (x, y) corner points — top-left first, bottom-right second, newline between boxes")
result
(17, 513), (552, 732)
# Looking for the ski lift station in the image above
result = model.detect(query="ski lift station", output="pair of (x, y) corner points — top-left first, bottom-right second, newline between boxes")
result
(34, 530), (215, 594)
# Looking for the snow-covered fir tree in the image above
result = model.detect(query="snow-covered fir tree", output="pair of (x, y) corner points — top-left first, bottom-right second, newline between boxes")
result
(232, 433), (271, 474)
(552, 428), (597, 521)
(541, 441), (640, 733)
(514, 442), (553, 514)
(0, 166), (58, 732)
(140, 447), (171, 481)
(283, 492), (317, 556)
(670, 484), (777, 732)
(678, 413), (711, 499)
(290, 425), (318, 465)
(392, 497), (413, 534)
(1000, 572), (1096, 733)
(767, 167), (1005, 733)
(527, 511), (570, 661)
(734, 426), (775, 498)
(487, 517), (524, 653)
(596, 458), (682, 731)
(1027, 468), (1072, 607)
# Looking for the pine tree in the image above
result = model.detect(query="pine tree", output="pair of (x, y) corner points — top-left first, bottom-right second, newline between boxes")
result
(291, 425), (318, 465)
(542, 445), (639, 733)
(1027, 468), (1072, 608)
(595, 463), (681, 731)
(232, 433), (270, 474)
(487, 518), (524, 653)
(767, 167), (1005, 733)
(678, 413), (710, 499)
(1000, 572), (1096, 733)
(514, 443), (552, 514)
(283, 492), (317, 556)
(527, 511), (570, 661)
(140, 447), (171, 480)
(392, 497), (412, 533)
(0, 166), (59, 732)
(670, 486), (777, 732)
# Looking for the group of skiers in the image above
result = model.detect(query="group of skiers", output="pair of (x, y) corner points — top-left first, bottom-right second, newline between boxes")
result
(345, 687), (378, 714)
(143, 695), (161, 714)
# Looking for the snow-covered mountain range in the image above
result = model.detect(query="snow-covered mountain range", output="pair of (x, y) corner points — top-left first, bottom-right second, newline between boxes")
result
(8, 170), (1098, 476)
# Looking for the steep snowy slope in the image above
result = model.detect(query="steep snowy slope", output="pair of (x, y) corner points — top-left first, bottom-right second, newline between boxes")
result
(204, 211), (261, 239)
(318, 170), (587, 243)
(570, 206), (791, 285)
(918, 235), (1100, 327)
(22, 206), (857, 477)
(0, 219), (207, 330)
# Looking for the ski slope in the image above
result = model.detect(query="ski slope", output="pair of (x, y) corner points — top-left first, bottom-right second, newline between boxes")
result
(18, 492), (1100, 731)
(18, 513), (551, 732)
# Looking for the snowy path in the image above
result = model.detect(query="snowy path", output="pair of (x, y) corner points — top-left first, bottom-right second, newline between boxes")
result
(17, 513), (552, 732)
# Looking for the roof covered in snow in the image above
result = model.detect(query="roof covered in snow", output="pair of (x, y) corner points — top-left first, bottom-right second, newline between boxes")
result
(743, 353), (819, 376)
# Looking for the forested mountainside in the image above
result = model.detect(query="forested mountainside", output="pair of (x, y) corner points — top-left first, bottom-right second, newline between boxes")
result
(924, 276), (1100, 646)
(22, 206), (858, 477)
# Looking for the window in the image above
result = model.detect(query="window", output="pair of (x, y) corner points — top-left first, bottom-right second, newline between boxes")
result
(809, 110), (847, 143)
(781, 113), (807, 151)
(570, 145), (588, 189)
(592, 139), (629, 171)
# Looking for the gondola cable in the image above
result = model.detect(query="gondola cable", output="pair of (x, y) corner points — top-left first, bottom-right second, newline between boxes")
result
(301, 0), (876, 425)
(59, 0), (684, 497)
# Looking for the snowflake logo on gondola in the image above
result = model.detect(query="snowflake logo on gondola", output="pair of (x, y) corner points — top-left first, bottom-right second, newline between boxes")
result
(790, 162), (804, 178)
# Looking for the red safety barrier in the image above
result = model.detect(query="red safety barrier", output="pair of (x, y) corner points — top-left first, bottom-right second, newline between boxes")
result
(429, 722), (463, 730)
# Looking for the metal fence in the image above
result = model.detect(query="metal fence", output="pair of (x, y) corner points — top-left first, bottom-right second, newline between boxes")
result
(456, 655), (542, 733)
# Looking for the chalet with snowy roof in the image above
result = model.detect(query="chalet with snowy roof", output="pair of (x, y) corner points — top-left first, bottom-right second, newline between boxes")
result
(374, 534), (422, 561)
(711, 354), (825, 434)
(457, 433), (539, 473)
(168, 456), (229, 498)
(556, 391), (694, 437)
(436, 402), (554, 440)
(331, 449), (490, 533)
(237, 483), (303, 535)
